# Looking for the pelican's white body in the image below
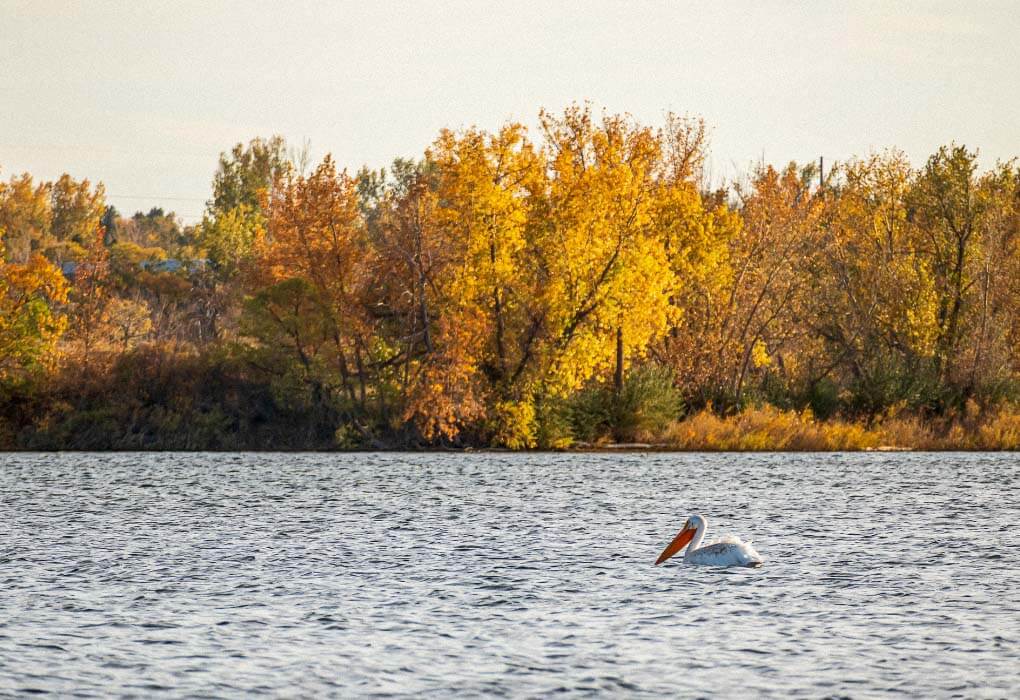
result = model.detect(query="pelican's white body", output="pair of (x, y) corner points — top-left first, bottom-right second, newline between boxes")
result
(681, 515), (763, 568)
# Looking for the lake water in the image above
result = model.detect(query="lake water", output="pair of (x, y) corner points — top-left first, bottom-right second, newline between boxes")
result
(2, 452), (1019, 697)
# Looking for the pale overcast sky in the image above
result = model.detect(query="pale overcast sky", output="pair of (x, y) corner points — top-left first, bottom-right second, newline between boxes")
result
(2, 1), (1018, 223)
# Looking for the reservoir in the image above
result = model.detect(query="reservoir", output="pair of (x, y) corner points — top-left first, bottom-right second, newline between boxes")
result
(2, 452), (1018, 696)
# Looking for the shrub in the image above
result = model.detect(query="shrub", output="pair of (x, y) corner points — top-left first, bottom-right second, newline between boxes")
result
(567, 383), (612, 444)
(568, 364), (683, 443)
(489, 399), (538, 449)
(611, 364), (684, 441)
(533, 394), (573, 449)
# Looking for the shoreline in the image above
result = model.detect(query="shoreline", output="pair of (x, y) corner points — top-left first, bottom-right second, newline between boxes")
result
(3, 445), (1018, 454)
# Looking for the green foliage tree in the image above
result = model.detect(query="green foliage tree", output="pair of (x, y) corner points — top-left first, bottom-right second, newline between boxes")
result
(210, 136), (289, 215)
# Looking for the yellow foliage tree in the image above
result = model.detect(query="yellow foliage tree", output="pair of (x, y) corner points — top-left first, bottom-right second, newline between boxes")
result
(0, 173), (52, 263)
(412, 124), (542, 440)
(807, 153), (939, 411)
(530, 106), (674, 397)
(0, 241), (69, 382)
(652, 173), (740, 403)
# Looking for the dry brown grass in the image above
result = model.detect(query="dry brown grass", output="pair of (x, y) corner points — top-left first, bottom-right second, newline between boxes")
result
(973, 411), (1020, 450)
(657, 403), (1020, 451)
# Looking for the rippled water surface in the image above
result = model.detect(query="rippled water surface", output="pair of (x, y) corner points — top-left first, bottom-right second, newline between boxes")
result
(3, 452), (1019, 697)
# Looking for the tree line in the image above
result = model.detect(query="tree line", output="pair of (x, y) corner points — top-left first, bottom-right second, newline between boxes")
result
(2, 105), (1019, 449)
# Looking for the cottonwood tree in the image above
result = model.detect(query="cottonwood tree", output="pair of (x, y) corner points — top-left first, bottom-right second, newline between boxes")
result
(0, 240), (69, 383)
(0, 173), (52, 263)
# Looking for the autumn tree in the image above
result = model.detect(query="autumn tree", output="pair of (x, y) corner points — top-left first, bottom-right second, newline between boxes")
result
(49, 174), (106, 261)
(0, 240), (69, 384)
(7, 112), (1020, 449)
(497, 106), (675, 443)
(660, 162), (822, 410)
(245, 154), (384, 441)
(906, 145), (991, 399)
(241, 276), (340, 442)
(65, 229), (112, 375)
(800, 153), (937, 413)
(962, 162), (1020, 399)
(366, 157), (491, 441)
(210, 136), (288, 215)
(660, 111), (708, 185)
(114, 207), (183, 251)
(651, 113), (739, 407)
(392, 125), (543, 441)
(189, 136), (293, 343)
(105, 295), (153, 352)
(0, 173), (52, 263)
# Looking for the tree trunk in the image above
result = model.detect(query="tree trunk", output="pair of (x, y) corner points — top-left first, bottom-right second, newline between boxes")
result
(614, 327), (624, 394)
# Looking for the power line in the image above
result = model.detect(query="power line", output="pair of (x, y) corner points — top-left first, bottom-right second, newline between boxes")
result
(0, 143), (217, 159)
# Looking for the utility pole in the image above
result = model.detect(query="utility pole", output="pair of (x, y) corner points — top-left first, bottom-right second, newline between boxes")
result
(819, 156), (824, 189)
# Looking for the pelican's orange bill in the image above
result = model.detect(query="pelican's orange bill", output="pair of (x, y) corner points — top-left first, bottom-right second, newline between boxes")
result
(655, 526), (695, 565)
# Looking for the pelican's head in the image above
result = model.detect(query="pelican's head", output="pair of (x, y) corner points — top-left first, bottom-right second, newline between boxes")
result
(654, 514), (705, 566)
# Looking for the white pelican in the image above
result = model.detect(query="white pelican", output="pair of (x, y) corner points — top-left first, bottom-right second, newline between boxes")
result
(655, 514), (763, 568)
